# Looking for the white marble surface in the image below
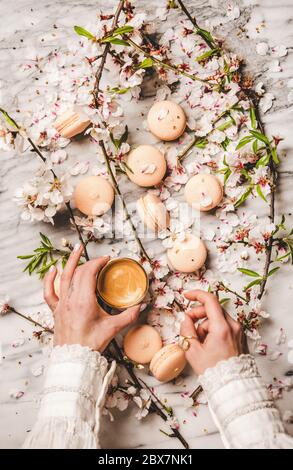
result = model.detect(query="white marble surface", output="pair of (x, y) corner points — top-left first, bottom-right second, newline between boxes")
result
(0, 0), (293, 449)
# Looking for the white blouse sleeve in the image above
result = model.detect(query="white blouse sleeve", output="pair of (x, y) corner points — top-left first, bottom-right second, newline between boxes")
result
(199, 354), (293, 449)
(23, 344), (116, 449)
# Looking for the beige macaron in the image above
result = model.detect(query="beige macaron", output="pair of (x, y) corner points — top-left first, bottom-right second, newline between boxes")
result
(136, 193), (170, 233)
(147, 100), (186, 141)
(124, 325), (163, 364)
(150, 343), (187, 382)
(54, 108), (91, 139)
(74, 175), (114, 216)
(126, 145), (167, 187)
(167, 234), (207, 273)
(185, 173), (223, 212)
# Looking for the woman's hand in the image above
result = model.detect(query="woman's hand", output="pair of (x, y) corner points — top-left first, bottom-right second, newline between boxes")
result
(43, 244), (140, 352)
(180, 290), (244, 376)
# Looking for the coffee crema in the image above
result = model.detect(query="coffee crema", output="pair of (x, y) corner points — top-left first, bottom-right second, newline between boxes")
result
(97, 258), (148, 309)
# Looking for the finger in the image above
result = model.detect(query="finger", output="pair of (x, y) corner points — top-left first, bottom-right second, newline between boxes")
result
(226, 314), (243, 348)
(112, 304), (141, 332)
(184, 290), (226, 330)
(60, 243), (83, 295)
(79, 256), (110, 291)
(43, 265), (58, 311)
(197, 319), (209, 342)
(180, 314), (201, 351)
(186, 305), (206, 321)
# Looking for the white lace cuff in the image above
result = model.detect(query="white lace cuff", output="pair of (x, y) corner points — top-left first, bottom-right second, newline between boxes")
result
(39, 344), (115, 428)
(198, 354), (289, 448)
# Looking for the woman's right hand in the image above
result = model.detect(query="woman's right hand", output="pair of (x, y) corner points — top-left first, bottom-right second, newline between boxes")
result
(180, 290), (244, 376)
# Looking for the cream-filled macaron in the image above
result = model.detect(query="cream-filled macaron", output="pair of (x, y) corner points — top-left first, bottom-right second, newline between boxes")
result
(185, 173), (223, 212)
(150, 344), (187, 382)
(167, 234), (207, 273)
(124, 325), (162, 364)
(74, 175), (114, 216)
(126, 145), (166, 187)
(54, 108), (91, 139)
(147, 100), (186, 141)
(137, 193), (170, 233)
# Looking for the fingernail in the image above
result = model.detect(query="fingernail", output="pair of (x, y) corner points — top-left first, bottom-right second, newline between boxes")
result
(73, 243), (81, 252)
(49, 265), (56, 273)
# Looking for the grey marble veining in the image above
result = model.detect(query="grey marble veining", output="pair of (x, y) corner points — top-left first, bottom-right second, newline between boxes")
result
(0, 0), (293, 449)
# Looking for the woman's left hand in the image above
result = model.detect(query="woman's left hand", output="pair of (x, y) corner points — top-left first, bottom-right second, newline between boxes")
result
(43, 243), (140, 352)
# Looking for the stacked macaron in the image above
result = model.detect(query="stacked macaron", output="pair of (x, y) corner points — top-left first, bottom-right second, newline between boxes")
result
(54, 107), (91, 139)
(123, 324), (187, 382)
(136, 193), (170, 233)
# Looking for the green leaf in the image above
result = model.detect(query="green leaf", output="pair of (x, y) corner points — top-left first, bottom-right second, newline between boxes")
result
(74, 25), (95, 40)
(221, 137), (230, 151)
(234, 187), (252, 208)
(118, 125), (128, 147)
(256, 184), (267, 202)
(275, 251), (291, 262)
(138, 58), (154, 69)
(110, 87), (130, 95)
(224, 167), (232, 184)
(252, 139), (258, 154)
(17, 254), (34, 260)
(249, 130), (270, 145)
(112, 26), (134, 35)
(194, 138), (208, 149)
(236, 135), (254, 150)
(238, 268), (261, 278)
(244, 279), (262, 291)
(216, 119), (233, 132)
(195, 27), (216, 48)
(101, 37), (129, 46)
(110, 132), (119, 150)
(220, 297), (230, 305)
(249, 107), (257, 129)
(271, 146), (280, 165)
(267, 266), (280, 277)
(256, 153), (270, 168)
(40, 232), (52, 248)
(0, 108), (19, 129)
(37, 259), (57, 278)
(195, 48), (218, 62)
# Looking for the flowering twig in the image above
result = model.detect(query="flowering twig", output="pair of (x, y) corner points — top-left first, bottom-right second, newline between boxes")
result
(99, 140), (152, 264)
(8, 306), (53, 334)
(178, 0), (278, 303)
(124, 35), (210, 84)
(0, 108), (90, 261)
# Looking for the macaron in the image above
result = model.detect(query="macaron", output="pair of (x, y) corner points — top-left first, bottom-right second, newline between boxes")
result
(126, 145), (166, 187)
(136, 193), (170, 233)
(54, 108), (91, 139)
(150, 344), (187, 382)
(185, 173), (223, 212)
(167, 234), (207, 273)
(124, 325), (163, 364)
(147, 100), (186, 141)
(74, 175), (114, 216)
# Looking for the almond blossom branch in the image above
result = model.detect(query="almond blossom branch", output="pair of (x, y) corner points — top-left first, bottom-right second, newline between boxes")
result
(177, 103), (239, 164)
(124, 35), (211, 84)
(99, 140), (152, 264)
(8, 306), (54, 334)
(178, 0), (277, 303)
(94, 0), (125, 106)
(0, 109), (90, 261)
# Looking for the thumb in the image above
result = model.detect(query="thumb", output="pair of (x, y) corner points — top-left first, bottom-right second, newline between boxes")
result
(180, 314), (201, 351)
(113, 304), (141, 332)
